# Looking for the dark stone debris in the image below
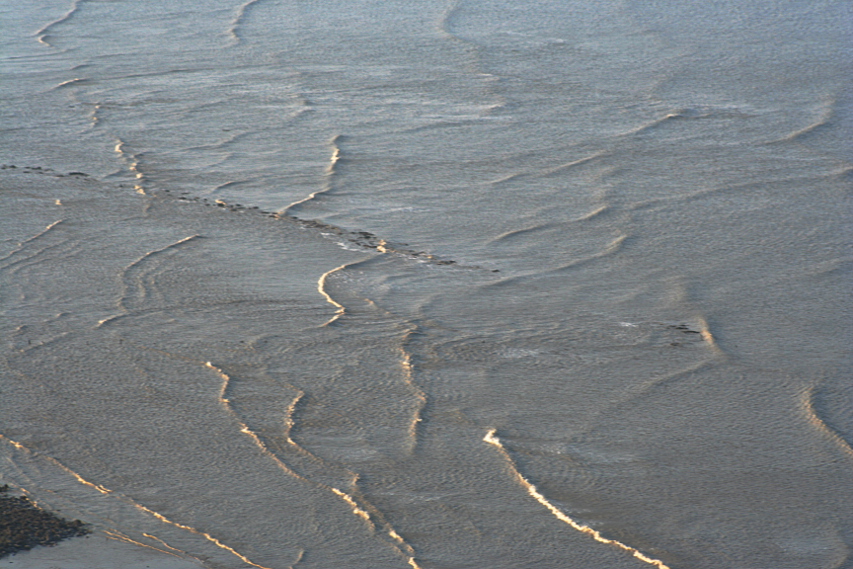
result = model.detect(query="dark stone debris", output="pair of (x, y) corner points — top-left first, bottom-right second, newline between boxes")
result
(668, 323), (702, 335)
(149, 191), (491, 271)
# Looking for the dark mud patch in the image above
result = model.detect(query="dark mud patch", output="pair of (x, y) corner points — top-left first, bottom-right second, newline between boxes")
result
(0, 485), (91, 558)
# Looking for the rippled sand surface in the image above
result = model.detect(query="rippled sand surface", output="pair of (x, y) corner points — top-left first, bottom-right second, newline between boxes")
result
(2, 1), (851, 568)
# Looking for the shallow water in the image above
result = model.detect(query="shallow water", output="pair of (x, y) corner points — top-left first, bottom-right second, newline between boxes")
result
(1, 1), (852, 568)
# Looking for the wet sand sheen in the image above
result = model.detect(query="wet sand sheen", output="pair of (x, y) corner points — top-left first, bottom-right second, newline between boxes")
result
(1, 168), (398, 568)
(1, 168), (664, 568)
(4, 164), (851, 568)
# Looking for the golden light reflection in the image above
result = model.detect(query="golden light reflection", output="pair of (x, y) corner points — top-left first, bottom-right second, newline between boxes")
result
(317, 264), (348, 326)
(484, 429), (671, 569)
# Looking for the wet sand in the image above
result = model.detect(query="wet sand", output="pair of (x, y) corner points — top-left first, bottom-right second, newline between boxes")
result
(5, 533), (203, 569)
(0, 166), (669, 568)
